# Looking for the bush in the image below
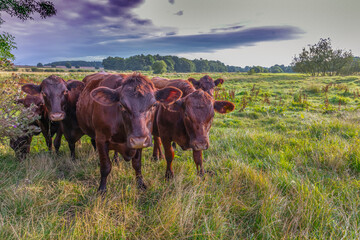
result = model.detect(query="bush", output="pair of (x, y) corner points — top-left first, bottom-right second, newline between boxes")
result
(0, 78), (40, 144)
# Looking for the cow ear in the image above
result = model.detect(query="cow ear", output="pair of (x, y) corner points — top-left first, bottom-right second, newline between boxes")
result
(166, 99), (184, 112)
(188, 78), (200, 88)
(67, 80), (85, 91)
(91, 87), (119, 106)
(22, 84), (41, 95)
(214, 101), (235, 114)
(155, 86), (182, 105)
(214, 78), (224, 86)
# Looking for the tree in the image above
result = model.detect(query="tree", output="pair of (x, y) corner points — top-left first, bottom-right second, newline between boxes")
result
(152, 60), (167, 74)
(0, 33), (16, 68)
(51, 63), (56, 68)
(37, 62), (43, 67)
(0, 0), (56, 68)
(292, 38), (353, 76)
(75, 65), (80, 69)
(270, 65), (284, 73)
(65, 62), (71, 68)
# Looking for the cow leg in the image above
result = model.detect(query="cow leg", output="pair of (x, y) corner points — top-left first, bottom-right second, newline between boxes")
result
(68, 141), (76, 160)
(132, 149), (147, 190)
(54, 128), (62, 153)
(91, 138), (96, 151)
(44, 134), (52, 151)
(162, 139), (174, 179)
(193, 150), (205, 177)
(97, 140), (111, 193)
(152, 136), (163, 161)
(113, 151), (119, 163)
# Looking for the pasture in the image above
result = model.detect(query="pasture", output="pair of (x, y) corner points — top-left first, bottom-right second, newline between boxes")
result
(0, 71), (359, 239)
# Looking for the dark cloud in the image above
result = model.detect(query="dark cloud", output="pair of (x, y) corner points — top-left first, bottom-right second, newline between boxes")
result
(169, 0), (175, 4)
(166, 31), (177, 36)
(3, 1), (303, 64)
(211, 25), (244, 33)
(10, 25), (303, 64)
(174, 10), (183, 16)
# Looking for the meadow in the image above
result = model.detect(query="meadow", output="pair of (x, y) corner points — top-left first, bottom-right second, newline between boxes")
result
(0, 71), (359, 239)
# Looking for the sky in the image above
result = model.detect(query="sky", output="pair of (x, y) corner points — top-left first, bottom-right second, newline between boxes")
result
(2, 0), (360, 67)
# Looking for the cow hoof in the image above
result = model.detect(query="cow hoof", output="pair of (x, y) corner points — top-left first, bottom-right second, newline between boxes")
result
(151, 156), (159, 161)
(137, 182), (147, 191)
(165, 171), (174, 180)
(97, 187), (107, 197)
(205, 170), (216, 177)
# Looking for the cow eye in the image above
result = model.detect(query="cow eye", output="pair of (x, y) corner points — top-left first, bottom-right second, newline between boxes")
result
(64, 90), (69, 95)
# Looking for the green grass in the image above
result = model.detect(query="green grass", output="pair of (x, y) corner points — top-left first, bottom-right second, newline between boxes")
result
(0, 72), (359, 239)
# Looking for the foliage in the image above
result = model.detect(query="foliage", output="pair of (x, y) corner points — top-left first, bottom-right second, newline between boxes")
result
(152, 60), (167, 74)
(45, 60), (102, 68)
(0, 75), (39, 144)
(36, 62), (43, 67)
(292, 38), (354, 76)
(0, 32), (16, 69)
(0, 0), (56, 22)
(65, 62), (71, 68)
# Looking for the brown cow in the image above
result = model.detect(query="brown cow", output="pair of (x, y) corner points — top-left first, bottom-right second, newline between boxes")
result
(76, 73), (182, 192)
(153, 79), (234, 178)
(10, 95), (62, 160)
(151, 77), (170, 89)
(188, 75), (224, 97)
(82, 72), (127, 85)
(21, 75), (85, 159)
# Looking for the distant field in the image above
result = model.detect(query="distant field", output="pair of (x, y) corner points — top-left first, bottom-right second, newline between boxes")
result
(0, 72), (359, 239)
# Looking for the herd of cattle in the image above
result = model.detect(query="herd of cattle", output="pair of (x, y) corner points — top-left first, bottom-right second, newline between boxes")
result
(10, 73), (235, 192)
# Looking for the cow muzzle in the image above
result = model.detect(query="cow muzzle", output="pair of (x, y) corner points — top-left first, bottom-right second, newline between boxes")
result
(128, 136), (151, 149)
(190, 140), (209, 151)
(50, 112), (65, 121)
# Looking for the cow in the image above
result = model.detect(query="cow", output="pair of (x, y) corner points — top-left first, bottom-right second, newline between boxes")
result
(151, 77), (170, 89)
(10, 95), (62, 160)
(187, 75), (224, 97)
(21, 75), (85, 160)
(82, 72), (127, 85)
(151, 75), (224, 97)
(152, 79), (234, 179)
(76, 73), (182, 192)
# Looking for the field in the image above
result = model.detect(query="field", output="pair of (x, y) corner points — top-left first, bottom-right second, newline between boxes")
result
(0, 71), (359, 239)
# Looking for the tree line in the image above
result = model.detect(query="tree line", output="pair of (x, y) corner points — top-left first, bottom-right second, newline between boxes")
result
(44, 61), (102, 68)
(101, 54), (293, 73)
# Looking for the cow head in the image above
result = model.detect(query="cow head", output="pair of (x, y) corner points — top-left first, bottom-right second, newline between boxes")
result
(91, 73), (182, 149)
(170, 90), (234, 151)
(21, 75), (84, 121)
(188, 75), (224, 97)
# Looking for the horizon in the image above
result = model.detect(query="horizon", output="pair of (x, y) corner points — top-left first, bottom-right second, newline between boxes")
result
(3, 0), (360, 67)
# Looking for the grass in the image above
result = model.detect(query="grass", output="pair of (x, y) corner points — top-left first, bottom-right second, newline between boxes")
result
(0, 71), (359, 239)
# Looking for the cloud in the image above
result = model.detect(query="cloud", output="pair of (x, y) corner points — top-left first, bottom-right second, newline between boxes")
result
(174, 10), (183, 16)
(3, 0), (303, 65)
(211, 25), (244, 33)
(9, 25), (304, 64)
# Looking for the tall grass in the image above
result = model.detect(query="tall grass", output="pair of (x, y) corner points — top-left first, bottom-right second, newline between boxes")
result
(0, 72), (359, 239)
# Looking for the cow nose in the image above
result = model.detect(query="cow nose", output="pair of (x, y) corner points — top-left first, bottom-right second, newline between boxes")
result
(129, 136), (150, 149)
(191, 141), (209, 151)
(50, 112), (65, 121)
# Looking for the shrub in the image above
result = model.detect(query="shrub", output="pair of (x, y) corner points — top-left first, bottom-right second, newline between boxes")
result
(0, 77), (40, 145)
